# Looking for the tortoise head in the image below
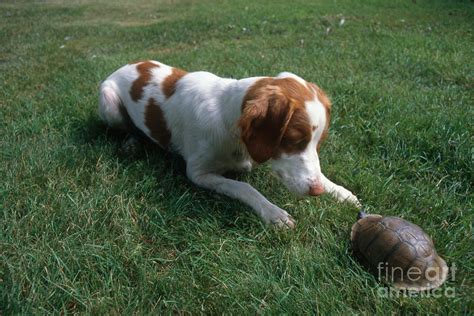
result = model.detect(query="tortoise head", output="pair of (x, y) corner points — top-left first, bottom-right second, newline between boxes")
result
(357, 208), (368, 220)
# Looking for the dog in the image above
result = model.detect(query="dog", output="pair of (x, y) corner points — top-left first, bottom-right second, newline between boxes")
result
(99, 60), (360, 228)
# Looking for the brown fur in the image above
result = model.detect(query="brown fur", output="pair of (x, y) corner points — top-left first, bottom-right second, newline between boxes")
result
(239, 77), (317, 163)
(129, 61), (160, 102)
(144, 98), (171, 148)
(278, 108), (312, 155)
(162, 68), (188, 99)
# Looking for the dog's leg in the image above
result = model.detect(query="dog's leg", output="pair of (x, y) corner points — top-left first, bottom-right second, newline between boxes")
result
(187, 169), (295, 228)
(321, 174), (361, 207)
(100, 81), (150, 154)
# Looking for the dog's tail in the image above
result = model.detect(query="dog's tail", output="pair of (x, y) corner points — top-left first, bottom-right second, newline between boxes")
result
(99, 80), (126, 128)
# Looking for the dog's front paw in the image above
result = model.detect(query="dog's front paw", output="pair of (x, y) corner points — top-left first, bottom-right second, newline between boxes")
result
(346, 194), (362, 208)
(262, 206), (296, 229)
(334, 186), (361, 207)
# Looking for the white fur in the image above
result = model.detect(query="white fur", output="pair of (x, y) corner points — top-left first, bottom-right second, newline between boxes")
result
(99, 61), (360, 228)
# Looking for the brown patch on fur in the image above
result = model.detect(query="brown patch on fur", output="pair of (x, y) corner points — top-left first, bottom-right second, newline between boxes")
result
(144, 98), (171, 148)
(307, 82), (332, 151)
(129, 61), (160, 102)
(279, 108), (312, 155)
(239, 77), (315, 163)
(162, 67), (188, 99)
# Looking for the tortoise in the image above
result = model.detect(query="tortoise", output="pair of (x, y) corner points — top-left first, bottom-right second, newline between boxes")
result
(351, 210), (448, 291)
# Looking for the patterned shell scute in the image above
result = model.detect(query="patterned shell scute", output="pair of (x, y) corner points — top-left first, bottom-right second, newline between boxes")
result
(351, 215), (448, 291)
(382, 216), (435, 257)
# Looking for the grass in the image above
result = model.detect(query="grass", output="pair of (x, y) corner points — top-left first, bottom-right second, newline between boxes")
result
(1, 0), (473, 314)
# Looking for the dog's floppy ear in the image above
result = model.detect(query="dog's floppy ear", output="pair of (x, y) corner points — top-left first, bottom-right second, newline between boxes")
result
(239, 84), (295, 163)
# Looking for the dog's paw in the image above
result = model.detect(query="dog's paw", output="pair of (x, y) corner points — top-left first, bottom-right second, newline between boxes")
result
(346, 194), (362, 208)
(120, 135), (140, 155)
(334, 186), (361, 207)
(232, 160), (252, 173)
(263, 206), (296, 229)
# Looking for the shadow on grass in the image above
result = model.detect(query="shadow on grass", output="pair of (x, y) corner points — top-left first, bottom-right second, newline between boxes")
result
(77, 112), (185, 172)
(72, 114), (260, 232)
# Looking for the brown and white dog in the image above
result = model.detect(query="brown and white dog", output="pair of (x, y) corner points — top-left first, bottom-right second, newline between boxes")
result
(99, 60), (360, 228)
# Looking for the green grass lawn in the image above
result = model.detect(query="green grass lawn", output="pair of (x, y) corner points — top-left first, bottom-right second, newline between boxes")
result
(1, 0), (473, 314)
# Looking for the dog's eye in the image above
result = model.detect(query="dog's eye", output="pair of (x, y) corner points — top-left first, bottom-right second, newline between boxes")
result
(294, 137), (310, 150)
(283, 130), (304, 143)
(281, 135), (310, 152)
(293, 138), (306, 145)
(280, 126), (311, 153)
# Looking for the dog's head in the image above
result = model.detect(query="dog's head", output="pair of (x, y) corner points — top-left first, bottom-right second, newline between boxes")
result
(239, 72), (331, 196)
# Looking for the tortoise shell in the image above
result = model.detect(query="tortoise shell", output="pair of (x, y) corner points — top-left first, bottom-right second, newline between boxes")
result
(351, 212), (448, 291)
